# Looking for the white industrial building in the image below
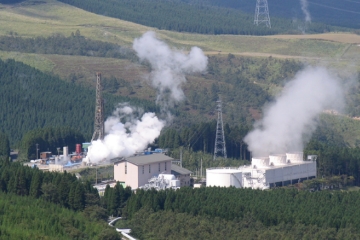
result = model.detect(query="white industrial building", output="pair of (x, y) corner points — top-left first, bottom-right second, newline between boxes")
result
(206, 152), (317, 190)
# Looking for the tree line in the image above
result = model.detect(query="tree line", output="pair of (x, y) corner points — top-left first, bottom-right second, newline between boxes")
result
(0, 31), (137, 61)
(122, 187), (360, 239)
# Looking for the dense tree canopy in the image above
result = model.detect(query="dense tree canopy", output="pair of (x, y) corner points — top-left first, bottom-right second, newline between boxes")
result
(0, 58), (157, 146)
(18, 126), (85, 160)
(0, 32), (136, 60)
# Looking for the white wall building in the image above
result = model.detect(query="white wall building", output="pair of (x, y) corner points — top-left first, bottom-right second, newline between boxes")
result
(113, 154), (172, 189)
(206, 152), (316, 190)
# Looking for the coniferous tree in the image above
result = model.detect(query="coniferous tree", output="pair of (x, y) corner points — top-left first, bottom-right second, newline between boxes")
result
(29, 170), (42, 198)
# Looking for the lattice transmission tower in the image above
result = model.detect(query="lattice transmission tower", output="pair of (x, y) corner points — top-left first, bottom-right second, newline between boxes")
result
(91, 72), (105, 142)
(213, 98), (227, 160)
(254, 0), (271, 28)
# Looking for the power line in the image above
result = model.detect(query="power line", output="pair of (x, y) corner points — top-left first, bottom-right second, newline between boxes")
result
(308, 1), (360, 14)
(342, 0), (360, 4)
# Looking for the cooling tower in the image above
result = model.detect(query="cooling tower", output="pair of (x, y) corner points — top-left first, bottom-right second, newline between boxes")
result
(269, 154), (286, 165)
(286, 152), (304, 163)
(252, 157), (269, 168)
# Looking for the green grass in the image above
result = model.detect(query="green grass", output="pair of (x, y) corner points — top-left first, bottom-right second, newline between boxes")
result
(0, 50), (55, 72)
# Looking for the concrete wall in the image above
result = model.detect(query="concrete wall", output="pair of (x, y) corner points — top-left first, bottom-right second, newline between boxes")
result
(177, 174), (191, 187)
(207, 161), (316, 190)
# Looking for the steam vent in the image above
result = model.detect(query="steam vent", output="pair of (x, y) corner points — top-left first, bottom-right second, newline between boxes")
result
(206, 152), (317, 189)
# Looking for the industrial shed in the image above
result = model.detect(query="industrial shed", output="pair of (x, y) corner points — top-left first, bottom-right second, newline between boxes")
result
(113, 154), (172, 189)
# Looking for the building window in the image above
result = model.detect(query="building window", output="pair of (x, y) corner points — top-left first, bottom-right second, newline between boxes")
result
(125, 162), (127, 174)
(142, 165), (144, 174)
(149, 164), (151, 173)
(165, 162), (167, 171)
(159, 163), (160, 172)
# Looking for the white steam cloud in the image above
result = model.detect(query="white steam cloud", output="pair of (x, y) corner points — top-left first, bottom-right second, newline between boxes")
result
(244, 67), (344, 157)
(133, 31), (208, 110)
(86, 105), (165, 163)
(85, 32), (207, 163)
(300, 0), (311, 22)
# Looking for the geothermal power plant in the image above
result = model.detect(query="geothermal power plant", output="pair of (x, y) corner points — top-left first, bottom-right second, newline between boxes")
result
(206, 152), (317, 190)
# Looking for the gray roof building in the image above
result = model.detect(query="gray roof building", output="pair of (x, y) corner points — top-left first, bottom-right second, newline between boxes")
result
(113, 153), (173, 166)
(171, 164), (192, 175)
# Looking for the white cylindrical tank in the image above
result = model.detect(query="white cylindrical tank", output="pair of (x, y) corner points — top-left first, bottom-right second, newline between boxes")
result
(63, 146), (69, 157)
(206, 169), (242, 188)
(251, 157), (269, 168)
(286, 152), (303, 163)
(269, 154), (286, 166)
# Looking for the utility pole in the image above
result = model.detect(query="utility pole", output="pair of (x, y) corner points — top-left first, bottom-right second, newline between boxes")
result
(91, 72), (105, 142)
(36, 143), (39, 160)
(254, 0), (271, 28)
(213, 98), (227, 160)
(180, 148), (183, 168)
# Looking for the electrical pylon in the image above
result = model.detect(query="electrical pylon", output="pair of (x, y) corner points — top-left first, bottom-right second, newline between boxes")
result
(213, 98), (227, 160)
(91, 72), (105, 142)
(254, 0), (271, 28)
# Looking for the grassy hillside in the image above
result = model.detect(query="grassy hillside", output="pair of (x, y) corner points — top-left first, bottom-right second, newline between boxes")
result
(0, 0), (359, 59)
(189, 0), (360, 29)
(0, 0), (360, 150)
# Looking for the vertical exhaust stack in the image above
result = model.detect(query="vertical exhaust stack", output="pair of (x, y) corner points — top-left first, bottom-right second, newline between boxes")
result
(63, 146), (68, 157)
(76, 144), (81, 155)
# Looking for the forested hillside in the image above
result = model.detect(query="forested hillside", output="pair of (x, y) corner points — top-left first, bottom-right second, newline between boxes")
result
(0, 193), (119, 239)
(0, 58), (157, 146)
(197, 0), (360, 29)
(56, 0), (343, 35)
(18, 126), (85, 160)
(0, 158), (126, 239)
(119, 187), (360, 239)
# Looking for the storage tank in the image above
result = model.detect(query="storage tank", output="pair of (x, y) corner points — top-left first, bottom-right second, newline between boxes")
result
(252, 157), (269, 168)
(206, 168), (243, 188)
(76, 144), (81, 154)
(63, 146), (68, 157)
(286, 152), (303, 163)
(269, 154), (286, 166)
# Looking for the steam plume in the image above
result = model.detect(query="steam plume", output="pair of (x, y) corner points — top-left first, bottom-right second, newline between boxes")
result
(85, 32), (207, 163)
(244, 67), (344, 157)
(133, 31), (208, 111)
(300, 0), (311, 22)
(86, 105), (165, 163)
